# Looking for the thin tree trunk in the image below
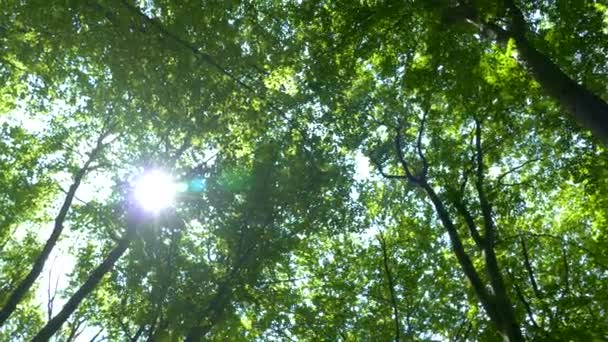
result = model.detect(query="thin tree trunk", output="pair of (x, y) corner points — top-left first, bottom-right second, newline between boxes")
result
(0, 134), (107, 327)
(32, 234), (131, 341)
(474, 121), (525, 342)
(378, 232), (401, 342)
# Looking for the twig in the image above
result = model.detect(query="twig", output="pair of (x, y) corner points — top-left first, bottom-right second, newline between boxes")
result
(495, 158), (540, 185)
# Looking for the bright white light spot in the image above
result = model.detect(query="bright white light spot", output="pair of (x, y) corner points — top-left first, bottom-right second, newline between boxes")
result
(133, 170), (176, 212)
(354, 151), (370, 181)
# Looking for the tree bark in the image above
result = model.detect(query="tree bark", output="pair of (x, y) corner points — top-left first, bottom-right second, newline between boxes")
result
(511, 30), (608, 145)
(492, 1), (608, 145)
(32, 234), (131, 341)
(447, 1), (608, 144)
(0, 134), (106, 327)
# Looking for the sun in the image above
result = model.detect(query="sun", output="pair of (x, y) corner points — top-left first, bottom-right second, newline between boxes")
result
(133, 170), (176, 212)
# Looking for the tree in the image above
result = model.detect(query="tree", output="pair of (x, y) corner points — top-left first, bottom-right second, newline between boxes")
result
(1, 0), (607, 341)
(438, 0), (608, 145)
(0, 128), (111, 327)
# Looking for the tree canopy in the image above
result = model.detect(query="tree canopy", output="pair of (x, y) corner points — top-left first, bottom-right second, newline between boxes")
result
(1, 0), (607, 341)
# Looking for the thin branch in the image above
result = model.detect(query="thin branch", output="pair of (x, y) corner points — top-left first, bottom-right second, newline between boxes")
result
(498, 232), (608, 270)
(88, 328), (104, 342)
(459, 164), (473, 195)
(497, 180), (534, 188)
(371, 157), (408, 180)
(495, 158), (540, 185)
(46, 256), (60, 321)
(458, 129), (477, 195)
(130, 324), (146, 342)
(65, 317), (86, 342)
(416, 104), (429, 178)
(519, 235), (542, 299)
(256, 276), (310, 286)
(452, 198), (484, 249)
(168, 133), (193, 166)
(117, 317), (134, 340)
(394, 127), (419, 183)
(377, 232), (401, 342)
(57, 185), (88, 205)
(512, 277), (540, 329)
(473, 119), (494, 244)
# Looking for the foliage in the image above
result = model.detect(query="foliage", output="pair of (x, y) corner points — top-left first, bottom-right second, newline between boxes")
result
(0, 0), (607, 341)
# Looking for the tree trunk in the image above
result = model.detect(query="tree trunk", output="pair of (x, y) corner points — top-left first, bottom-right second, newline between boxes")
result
(484, 1), (608, 145)
(424, 184), (524, 341)
(450, 1), (608, 144)
(32, 235), (131, 341)
(378, 233), (401, 342)
(512, 32), (608, 145)
(0, 136), (106, 327)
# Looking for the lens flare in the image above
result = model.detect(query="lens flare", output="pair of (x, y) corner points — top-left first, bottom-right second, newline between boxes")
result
(133, 170), (176, 212)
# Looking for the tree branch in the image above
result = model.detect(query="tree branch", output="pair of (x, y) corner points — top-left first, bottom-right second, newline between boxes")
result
(395, 126), (421, 183)
(0, 129), (111, 327)
(452, 197), (485, 249)
(416, 103), (429, 178)
(117, 0), (254, 93)
(519, 235), (542, 299)
(377, 232), (401, 342)
(371, 157), (408, 180)
(421, 184), (496, 321)
(495, 158), (540, 185)
(512, 276), (540, 330)
(498, 232), (608, 270)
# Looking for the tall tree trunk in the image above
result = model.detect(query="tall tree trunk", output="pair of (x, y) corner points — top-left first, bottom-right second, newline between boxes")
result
(447, 1), (608, 144)
(32, 234), (131, 341)
(0, 134), (106, 327)
(511, 31), (608, 145)
(491, 1), (608, 144)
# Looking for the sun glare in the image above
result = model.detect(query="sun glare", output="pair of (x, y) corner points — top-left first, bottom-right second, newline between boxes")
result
(133, 170), (176, 212)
